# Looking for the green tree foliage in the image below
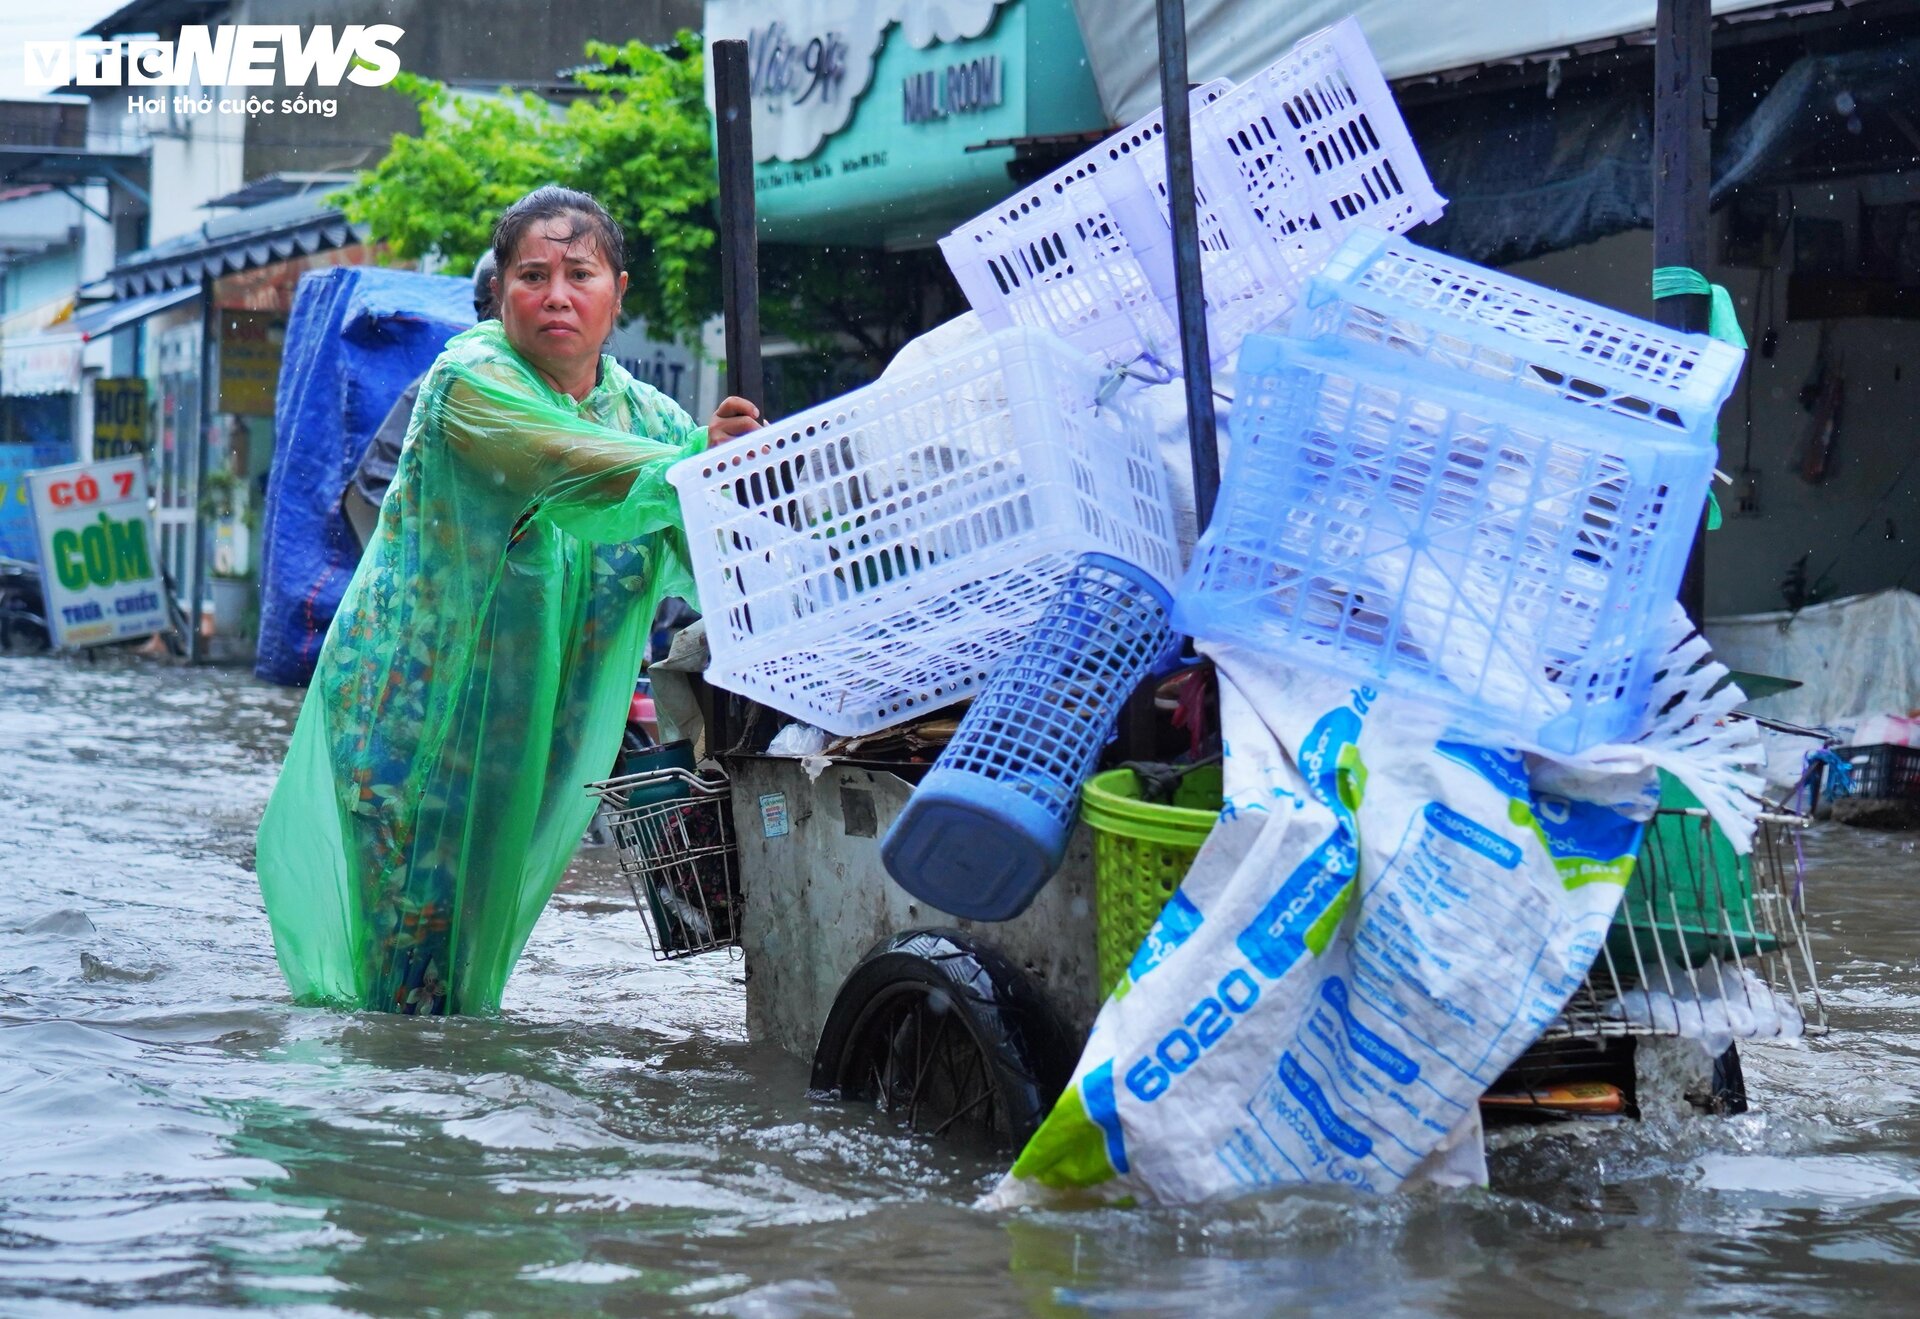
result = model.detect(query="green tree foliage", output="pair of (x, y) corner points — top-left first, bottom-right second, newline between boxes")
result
(340, 32), (717, 342)
(341, 32), (962, 390)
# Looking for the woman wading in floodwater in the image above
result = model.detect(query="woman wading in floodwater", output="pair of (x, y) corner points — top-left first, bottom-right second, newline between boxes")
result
(257, 186), (761, 1014)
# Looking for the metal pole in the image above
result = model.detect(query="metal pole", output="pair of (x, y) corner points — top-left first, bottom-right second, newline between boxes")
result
(1653, 0), (1715, 624)
(712, 38), (763, 409)
(1154, 0), (1222, 533)
(709, 38), (763, 755)
(186, 288), (215, 663)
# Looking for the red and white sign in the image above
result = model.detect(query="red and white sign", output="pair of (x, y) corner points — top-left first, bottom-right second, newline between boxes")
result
(26, 458), (169, 648)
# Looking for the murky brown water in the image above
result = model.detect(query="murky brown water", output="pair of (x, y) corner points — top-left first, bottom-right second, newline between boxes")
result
(3, 653), (1917, 1317)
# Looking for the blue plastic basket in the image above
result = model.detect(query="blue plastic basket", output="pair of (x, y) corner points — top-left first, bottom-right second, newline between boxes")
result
(1176, 334), (1719, 753)
(881, 553), (1175, 922)
(1296, 230), (1746, 445)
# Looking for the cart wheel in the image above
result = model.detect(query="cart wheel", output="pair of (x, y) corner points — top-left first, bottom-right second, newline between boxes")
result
(1710, 1043), (1749, 1115)
(810, 929), (1074, 1149)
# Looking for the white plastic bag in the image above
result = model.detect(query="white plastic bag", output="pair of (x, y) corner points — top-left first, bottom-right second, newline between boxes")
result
(766, 723), (831, 757)
(1606, 959), (1806, 1058)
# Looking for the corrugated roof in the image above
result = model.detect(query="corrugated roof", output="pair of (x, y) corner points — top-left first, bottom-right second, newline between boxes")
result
(71, 283), (200, 341)
(106, 192), (362, 297)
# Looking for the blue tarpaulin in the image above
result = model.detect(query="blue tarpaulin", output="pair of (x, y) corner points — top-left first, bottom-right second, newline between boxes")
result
(1411, 39), (1920, 268)
(254, 266), (473, 686)
(0, 434), (74, 564)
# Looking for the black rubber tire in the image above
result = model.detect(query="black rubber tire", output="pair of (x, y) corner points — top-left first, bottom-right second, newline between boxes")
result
(1711, 1042), (1749, 1115)
(0, 606), (49, 652)
(810, 928), (1076, 1149)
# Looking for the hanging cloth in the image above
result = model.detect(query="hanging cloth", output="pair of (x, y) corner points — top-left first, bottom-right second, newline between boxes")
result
(1653, 266), (1750, 531)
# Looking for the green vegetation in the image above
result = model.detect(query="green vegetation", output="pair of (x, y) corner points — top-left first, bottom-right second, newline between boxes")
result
(340, 32), (952, 368)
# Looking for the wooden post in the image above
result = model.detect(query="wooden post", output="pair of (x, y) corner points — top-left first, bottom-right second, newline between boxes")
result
(709, 38), (762, 755)
(1653, 0), (1715, 624)
(1154, 0), (1221, 534)
(712, 38), (763, 409)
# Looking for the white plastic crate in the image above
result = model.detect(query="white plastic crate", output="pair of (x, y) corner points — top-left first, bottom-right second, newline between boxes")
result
(1296, 229), (1747, 443)
(938, 80), (1235, 369)
(667, 328), (1180, 737)
(1190, 17), (1446, 327)
(1175, 335), (1720, 754)
(940, 19), (1446, 373)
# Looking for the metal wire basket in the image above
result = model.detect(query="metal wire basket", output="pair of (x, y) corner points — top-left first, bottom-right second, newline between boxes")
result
(586, 767), (740, 960)
(1549, 807), (1828, 1042)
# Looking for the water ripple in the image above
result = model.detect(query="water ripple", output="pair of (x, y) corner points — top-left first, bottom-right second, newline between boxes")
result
(4, 653), (1919, 1316)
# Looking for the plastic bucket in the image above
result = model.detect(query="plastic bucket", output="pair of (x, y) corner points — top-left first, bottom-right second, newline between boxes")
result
(1082, 764), (1222, 991)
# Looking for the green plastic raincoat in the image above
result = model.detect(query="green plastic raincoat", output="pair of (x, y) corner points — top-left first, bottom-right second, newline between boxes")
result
(256, 320), (707, 1014)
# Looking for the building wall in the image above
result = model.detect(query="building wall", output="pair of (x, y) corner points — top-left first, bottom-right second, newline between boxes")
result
(87, 59), (246, 249)
(1505, 174), (1920, 620)
(6, 250), (79, 315)
(233, 0), (702, 178)
(0, 189), (83, 313)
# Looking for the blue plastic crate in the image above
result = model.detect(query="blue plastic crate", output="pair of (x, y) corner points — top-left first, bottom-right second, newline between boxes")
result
(1176, 335), (1718, 753)
(882, 553), (1174, 922)
(1297, 229), (1746, 445)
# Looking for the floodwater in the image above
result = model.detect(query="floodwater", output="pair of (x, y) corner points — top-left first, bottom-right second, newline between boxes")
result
(2, 653), (1917, 1318)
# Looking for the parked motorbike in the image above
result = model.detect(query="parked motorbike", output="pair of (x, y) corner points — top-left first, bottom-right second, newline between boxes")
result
(0, 557), (50, 653)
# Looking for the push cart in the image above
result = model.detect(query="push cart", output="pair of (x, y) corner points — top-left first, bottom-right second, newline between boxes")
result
(588, 727), (1828, 1148)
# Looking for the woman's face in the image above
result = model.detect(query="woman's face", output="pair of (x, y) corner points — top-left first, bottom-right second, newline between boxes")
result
(497, 215), (628, 391)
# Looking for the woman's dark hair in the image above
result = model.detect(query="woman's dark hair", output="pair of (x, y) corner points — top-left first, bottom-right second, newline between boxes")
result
(490, 186), (626, 280)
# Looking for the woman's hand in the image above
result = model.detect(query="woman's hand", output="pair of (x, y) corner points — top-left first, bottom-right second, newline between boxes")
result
(707, 396), (763, 445)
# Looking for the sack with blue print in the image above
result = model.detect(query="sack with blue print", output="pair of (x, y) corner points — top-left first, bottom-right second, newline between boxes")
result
(990, 623), (1756, 1206)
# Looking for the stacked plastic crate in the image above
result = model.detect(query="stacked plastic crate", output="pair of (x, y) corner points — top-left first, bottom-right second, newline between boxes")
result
(666, 328), (1181, 738)
(940, 18), (1445, 371)
(667, 20), (1462, 918)
(1175, 229), (1747, 752)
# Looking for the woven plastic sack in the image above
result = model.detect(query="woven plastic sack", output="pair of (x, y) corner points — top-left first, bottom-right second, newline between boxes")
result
(992, 607), (1760, 1206)
(990, 648), (1651, 1205)
(255, 321), (707, 1014)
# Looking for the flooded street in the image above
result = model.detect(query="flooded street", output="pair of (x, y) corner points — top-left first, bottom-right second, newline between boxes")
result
(3, 653), (1918, 1317)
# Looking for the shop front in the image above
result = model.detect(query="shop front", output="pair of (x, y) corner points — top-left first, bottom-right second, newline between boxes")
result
(82, 194), (369, 659)
(0, 298), (83, 563)
(704, 0), (1108, 412)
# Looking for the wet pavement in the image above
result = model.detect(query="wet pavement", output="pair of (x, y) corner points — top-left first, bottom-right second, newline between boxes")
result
(2, 652), (1918, 1317)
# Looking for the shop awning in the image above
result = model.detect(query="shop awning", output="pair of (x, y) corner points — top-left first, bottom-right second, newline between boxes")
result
(0, 294), (73, 340)
(0, 297), (83, 397)
(71, 283), (201, 342)
(1071, 0), (1784, 123)
(0, 145), (150, 199)
(106, 192), (363, 298)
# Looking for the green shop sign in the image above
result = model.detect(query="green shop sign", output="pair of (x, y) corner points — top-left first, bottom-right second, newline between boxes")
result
(706, 0), (1105, 247)
(25, 458), (170, 648)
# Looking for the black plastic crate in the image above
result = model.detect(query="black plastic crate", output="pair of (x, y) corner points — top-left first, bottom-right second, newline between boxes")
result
(1835, 743), (1920, 801)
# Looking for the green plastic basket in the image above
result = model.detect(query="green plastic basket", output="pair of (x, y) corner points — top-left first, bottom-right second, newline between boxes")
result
(1083, 765), (1223, 992)
(1608, 770), (1777, 967)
